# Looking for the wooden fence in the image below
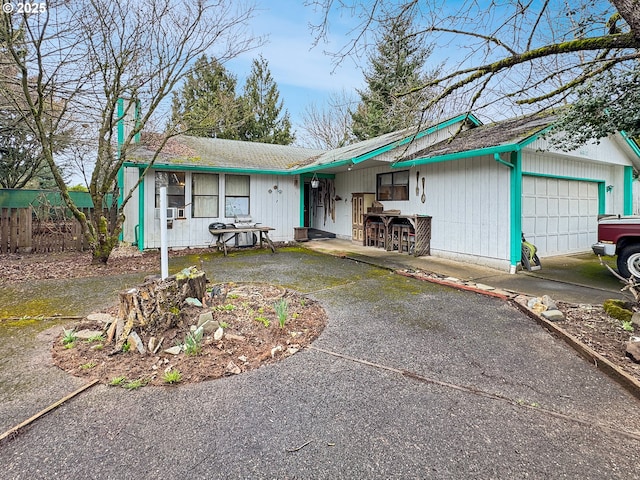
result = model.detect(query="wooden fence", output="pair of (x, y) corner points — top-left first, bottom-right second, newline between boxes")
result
(0, 207), (92, 254)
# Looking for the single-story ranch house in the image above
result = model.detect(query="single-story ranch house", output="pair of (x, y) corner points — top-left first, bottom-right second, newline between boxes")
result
(120, 111), (640, 273)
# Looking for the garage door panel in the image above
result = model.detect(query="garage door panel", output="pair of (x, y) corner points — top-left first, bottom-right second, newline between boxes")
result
(523, 177), (598, 256)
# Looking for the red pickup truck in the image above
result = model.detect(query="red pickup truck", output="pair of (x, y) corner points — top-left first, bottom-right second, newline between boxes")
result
(592, 215), (640, 279)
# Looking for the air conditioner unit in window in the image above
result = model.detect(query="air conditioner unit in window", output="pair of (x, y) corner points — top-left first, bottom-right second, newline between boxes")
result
(155, 208), (177, 220)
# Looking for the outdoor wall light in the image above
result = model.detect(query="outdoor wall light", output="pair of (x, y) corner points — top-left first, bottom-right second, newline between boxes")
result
(606, 185), (614, 192)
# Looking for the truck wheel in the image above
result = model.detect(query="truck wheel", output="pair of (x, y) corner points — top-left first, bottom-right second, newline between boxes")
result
(617, 245), (640, 279)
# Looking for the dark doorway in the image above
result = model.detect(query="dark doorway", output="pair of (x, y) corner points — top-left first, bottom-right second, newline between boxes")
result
(303, 182), (310, 227)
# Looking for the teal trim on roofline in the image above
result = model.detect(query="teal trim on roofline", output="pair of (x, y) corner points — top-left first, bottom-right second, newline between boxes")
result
(393, 143), (517, 168)
(123, 162), (337, 179)
(620, 131), (640, 159)
(392, 121), (552, 168)
(352, 113), (482, 164)
(522, 171), (604, 184)
(124, 161), (296, 176)
(294, 159), (352, 174)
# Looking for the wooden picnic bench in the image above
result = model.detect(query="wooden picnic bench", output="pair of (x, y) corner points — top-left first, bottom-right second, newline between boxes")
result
(210, 227), (276, 256)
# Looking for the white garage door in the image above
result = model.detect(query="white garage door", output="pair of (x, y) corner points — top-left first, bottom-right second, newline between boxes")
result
(522, 177), (599, 256)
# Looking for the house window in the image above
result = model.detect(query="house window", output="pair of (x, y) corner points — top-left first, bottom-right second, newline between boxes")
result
(377, 170), (409, 201)
(225, 174), (250, 217)
(192, 173), (219, 218)
(155, 171), (185, 208)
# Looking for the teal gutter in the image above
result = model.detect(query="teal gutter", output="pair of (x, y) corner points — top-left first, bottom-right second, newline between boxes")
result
(352, 113), (482, 164)
(391, 125), (551, 169)
(393, 143), (518, 168)
(123, 161), (334, 178)
(293, 113), (482, 174)
(620, 131), (640, 159)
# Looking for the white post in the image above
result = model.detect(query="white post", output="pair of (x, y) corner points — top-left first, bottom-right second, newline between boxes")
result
(159, 186), (169, 279)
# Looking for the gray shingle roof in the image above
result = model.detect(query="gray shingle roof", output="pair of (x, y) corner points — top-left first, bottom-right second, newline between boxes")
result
(128, 135), (324, 171)
(404, 111), (556, 161)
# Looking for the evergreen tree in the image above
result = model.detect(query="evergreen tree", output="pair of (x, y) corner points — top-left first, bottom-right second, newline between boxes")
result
(170, 55), (241, 139)
(239, 55), (294, 145)
(351, 10), (436, 140)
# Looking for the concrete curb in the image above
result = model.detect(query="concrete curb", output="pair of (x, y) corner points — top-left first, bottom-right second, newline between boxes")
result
(324, 250), (640, 402)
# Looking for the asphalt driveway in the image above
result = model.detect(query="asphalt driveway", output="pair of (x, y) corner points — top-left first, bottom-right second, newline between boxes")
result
(1, 248), (640, 479)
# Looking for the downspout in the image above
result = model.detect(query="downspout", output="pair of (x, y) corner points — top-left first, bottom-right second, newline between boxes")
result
(494, 153), (520, 274)
(624, 166), (633, 215)
(510, 151), (522, 274)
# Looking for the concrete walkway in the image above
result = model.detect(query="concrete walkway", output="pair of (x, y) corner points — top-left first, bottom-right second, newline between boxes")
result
(1, 247), (639, 479)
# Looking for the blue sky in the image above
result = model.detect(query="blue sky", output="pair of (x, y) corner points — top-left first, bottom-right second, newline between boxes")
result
(223, 1), (365, 137)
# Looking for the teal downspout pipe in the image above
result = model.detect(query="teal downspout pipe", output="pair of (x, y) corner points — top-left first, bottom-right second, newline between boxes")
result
(494, 153), (520, 272)
(598, 182), (606, 215)
(137, 168), (145, 251)
(510, 151), (522, 272)
(624, 166), (633, 215)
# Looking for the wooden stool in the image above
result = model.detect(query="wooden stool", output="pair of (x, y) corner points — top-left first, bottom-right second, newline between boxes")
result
(400, 226), (412, 253)
(366, 222), (379, 246)
(391, 224), (402, 250)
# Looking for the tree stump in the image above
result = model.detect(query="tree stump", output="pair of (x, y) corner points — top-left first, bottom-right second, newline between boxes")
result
(115, 266), (207, 347)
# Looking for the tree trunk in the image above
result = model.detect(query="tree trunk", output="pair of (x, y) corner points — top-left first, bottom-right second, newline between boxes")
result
(114, 267), (207, 348)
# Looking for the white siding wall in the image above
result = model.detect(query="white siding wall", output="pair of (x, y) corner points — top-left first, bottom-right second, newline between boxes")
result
(322, 156), (512, 268)
(527, 134), (633, 166)
(122, 166), (140, 244)
(142, 170), (299, 249)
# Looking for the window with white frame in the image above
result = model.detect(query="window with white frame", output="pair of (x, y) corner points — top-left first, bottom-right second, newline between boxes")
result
(225, 174), (250, 217)
(192, 173), (219, 217)
(155, 171), (185, 208)
(377, 170), (409, 201)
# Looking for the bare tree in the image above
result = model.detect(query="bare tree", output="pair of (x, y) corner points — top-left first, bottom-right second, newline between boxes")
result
(299, 89), (356, 149)
(307, 0), (640, 119)
(0, 0), (260, 263)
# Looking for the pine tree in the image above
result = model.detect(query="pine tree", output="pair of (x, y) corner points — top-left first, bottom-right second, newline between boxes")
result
(351, 11), (436, 140)
(170, 55), (241, 139)
(239, 55), (294, 145)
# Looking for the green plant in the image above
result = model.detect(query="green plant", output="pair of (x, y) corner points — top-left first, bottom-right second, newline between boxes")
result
(169, 305), (181, 315)
(622, 320), (635, 332)
(61, 327), (76, 345)
(109, 376), (126, 386)
(228, 293), (239, 299)
(123, 378), (147, 390)
(122, 342), (131, 353)
(81, 362), (97, 369)
(219, 321), (230, 329)
(274, 298), (289, 328)
(86, 333), (105, 343)
(184, 327), (204, 356)
(255, 316), (270, 327)
(163, 369), (182, 384)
